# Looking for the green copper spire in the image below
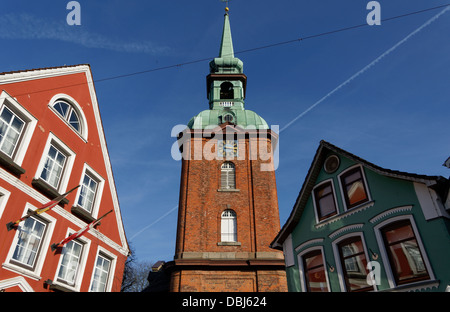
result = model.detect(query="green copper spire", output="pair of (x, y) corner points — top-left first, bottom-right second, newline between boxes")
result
(209, 13), (243, 74)
(219, 12), (234, 58)
(187, 10), (269, 130)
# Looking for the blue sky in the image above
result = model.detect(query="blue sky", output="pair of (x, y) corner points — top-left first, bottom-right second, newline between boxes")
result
(1, 0), (449, 263)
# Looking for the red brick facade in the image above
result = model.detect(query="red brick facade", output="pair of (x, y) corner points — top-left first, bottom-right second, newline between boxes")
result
(167, 125), (287, 292)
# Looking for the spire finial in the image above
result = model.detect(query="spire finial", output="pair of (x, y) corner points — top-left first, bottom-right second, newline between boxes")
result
(221, 0), (231, 14)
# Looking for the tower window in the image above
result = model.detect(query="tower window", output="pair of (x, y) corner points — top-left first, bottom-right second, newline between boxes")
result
(221, 162), (235, 189)
(220, 82), (234, 99)
(221, 209), (237, 242)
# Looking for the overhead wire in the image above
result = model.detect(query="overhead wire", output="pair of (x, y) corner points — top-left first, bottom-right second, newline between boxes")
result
(95, 3), (450, 83)
(2, 3), (450, 98)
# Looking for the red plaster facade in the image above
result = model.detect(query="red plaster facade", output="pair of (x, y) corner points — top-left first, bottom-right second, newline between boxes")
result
(0, 65), (129, 292)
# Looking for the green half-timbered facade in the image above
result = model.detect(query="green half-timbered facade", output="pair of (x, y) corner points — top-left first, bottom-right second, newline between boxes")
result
(271, 141), (450, 292)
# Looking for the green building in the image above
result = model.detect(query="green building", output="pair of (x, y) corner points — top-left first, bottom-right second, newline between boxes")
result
(271, 140), (450, 292)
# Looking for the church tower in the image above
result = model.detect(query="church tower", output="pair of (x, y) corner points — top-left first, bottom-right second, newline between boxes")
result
(167, 9), (287, 292)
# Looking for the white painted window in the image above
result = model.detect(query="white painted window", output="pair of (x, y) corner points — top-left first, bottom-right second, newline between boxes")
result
(11, 217), (46, 268)
(35, 133), (76, 193)
(0, 106), (25, 157)
(57, 240), (83, 285)
(48, 94), (88, 141)
(78, 174), (98, 213)
(75, 163), (105, 218)
(53, 100), (81, 133)
(40, 145), (67, 189)
(0, 91), (37, 166)
(221, 209), (237, 242)
(90, 254), (111, 292)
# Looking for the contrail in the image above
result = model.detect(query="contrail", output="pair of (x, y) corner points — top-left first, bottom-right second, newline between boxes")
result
(129, 205), (178, 240)
(129, 6), (449, 241)
(279, 6), (450, 133)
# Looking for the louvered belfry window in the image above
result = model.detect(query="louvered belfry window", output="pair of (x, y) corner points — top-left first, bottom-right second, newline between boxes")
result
(221, 162), (235, 189)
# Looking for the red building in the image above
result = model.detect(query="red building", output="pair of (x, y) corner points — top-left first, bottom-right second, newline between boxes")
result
(0, 65), (129, 292)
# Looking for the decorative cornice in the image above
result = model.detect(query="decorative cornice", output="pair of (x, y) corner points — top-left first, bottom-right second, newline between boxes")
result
(295, 238), (324, 253)
(315, 200), (375, 229)
(369, 205), (413, 224)
(328, 223), (364, 239)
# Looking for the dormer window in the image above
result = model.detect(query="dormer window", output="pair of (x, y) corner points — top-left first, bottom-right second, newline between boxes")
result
(220, 82), (234, 99)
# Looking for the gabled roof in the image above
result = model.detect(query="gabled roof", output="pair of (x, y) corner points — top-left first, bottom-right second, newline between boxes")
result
(270, 140), (447, 250)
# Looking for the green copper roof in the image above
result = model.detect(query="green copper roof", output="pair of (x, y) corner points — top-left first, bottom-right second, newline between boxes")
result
(188, 109), (269, 130)
(187, 12), (269, 130)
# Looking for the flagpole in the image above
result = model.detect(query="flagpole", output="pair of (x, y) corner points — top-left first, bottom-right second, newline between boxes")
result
(6, 185), (80, 231)
(51, 209), (113, 251)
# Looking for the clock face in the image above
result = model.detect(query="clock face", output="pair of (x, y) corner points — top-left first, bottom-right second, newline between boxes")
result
(218, 140), (238, 158)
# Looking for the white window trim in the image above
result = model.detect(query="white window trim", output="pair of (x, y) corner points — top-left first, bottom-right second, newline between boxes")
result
(74, 163), (105, 219)
(312, 178), (339, 224)
(0, 186), (11, 220)
(0, 276), (34, 292)
(34, 132), (76, 194)
(337, 164), (372, 211)
(373, 214), (435, 289)
(52, 228), (91, 292)
(2, 202), (56, 280)
(48, 93), (88, 142)
(0, 90), (37, 166)
(331, 232), (376, 292)
(297, 245), (331, 292)
(220, 209), (237, 243)
(88, 246), (117, 292)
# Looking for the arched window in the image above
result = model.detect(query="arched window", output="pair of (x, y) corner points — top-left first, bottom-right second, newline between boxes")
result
(221, 209), (237, 242)
(53, 100), (81, 133)
(220, 82), (234, 99)
(221, 162), (235, 189)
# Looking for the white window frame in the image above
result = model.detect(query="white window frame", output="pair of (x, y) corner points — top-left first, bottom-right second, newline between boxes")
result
(0, 186), (11, 220)
(48, 94), (88, 141)
(297, 246), (331, 292)
(337, 164), (372, 211)
(221, 209), (237, 242)
(3, 202), (56, 280)
(89, 246), (117, 292)
(331, 232), (376, 292)
(373, 214), (435, 289)
(34, 133), (76, 194)
(220, 162), (236, 189)
(0, 90), (37, 166)
(312, 178), (339, 223)
(74, 163), (105, 219)
(52, 228), (91, 292)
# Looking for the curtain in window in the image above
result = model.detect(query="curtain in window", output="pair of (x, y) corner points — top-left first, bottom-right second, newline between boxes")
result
(90, 255), (111, 292)
(78, 174), (98, 212)
(12, 217), (45, 267)
(0, 107), (25, 157)
(40, 145), (66, 189)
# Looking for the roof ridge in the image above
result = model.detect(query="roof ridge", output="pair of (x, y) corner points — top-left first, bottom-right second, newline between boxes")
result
(0, 64), (91, 77)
